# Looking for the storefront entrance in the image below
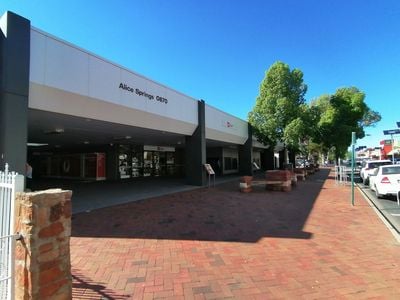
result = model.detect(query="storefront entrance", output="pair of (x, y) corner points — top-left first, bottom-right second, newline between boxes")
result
(118, 145), (183, 179)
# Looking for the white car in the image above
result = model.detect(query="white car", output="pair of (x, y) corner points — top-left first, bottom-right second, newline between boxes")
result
(360, 160), (391, 185)
(369, 165), (400, 198)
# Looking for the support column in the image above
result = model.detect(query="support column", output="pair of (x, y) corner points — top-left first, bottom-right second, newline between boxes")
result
(185, 100), (206, 186)
(0, 12), (30, 175)
(278, 149), (285, 169)
(261, 148), (275, 170)
(239, 124), (253, 176)
(106, 144), (119, 181)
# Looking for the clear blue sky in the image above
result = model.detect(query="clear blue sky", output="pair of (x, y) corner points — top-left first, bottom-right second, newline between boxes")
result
(2, 0), (399, 148)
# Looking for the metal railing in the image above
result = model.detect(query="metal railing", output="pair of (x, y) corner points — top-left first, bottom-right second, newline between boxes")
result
(0, 164), (24, 300)
(335, 165), (351, 185)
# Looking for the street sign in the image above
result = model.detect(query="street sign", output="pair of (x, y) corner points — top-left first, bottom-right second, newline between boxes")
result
(383, 129), (400, 135)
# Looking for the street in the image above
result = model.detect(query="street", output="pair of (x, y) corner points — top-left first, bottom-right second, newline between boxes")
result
(358, 183), (400, 235)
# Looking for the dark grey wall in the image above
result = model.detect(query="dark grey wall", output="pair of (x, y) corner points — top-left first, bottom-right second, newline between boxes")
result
(278, 149), (285, 169)
(261, 148), (275, 170)
(185, 100), (206, 186)
(106, 144), (119, 181)
(239, 124), (253, 176)
(0, 11), (30, 174)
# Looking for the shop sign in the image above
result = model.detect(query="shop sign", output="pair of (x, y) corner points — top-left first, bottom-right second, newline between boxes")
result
(144, 145), (175, 152)
(119, 83), (168, 104)
(384, 139), (392, 145)
(221, 120), (234, 128)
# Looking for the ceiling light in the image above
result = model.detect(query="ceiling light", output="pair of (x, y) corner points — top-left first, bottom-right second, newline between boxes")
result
(44, 128), (64, 135)
(27, 143), (49, 147)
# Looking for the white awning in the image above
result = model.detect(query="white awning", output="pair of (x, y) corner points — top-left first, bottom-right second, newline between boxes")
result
(387, 149), (400, 156)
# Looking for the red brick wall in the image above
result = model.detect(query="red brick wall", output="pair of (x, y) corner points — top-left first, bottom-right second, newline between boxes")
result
(14, 189), (72, 300)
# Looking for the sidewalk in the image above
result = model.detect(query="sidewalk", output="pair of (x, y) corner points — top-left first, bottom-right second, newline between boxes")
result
(70, 168), (400, 299)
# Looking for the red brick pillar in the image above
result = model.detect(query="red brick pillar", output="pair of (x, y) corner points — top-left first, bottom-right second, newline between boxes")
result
(239, 176), (253, 192)
(14, 189), (72, 300)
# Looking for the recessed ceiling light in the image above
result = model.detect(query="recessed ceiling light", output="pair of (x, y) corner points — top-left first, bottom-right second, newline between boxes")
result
(27, 143), (49, 147)
(44, 128), (64, 135)
(83, 141), (90, 144)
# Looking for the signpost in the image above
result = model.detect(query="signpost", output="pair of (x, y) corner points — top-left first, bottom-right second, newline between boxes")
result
(351, 132), (356, 206)
(204, 164), (215, 187)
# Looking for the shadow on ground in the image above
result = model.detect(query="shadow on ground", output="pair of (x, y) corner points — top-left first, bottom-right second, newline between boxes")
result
(71, 169), (330, 243)
(72, 269), (130, 299)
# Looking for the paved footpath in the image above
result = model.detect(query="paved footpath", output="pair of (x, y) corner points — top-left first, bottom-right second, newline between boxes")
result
(70, 169), (400, 299)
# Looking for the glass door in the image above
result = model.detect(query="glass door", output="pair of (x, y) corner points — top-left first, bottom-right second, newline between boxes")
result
(119, 145), (131, 179)
(143, 151), (153, 177)
(132, 149), (143, 177)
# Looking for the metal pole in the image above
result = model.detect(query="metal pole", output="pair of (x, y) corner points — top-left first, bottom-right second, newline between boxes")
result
(351, 132), (356, 206)
(391, 134), (395, 164)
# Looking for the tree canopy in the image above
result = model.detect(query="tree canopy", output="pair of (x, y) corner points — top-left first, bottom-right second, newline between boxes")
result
(311, 87), (381, 159)
(248, 61), (381, 162)
(248, 61), (308, 150)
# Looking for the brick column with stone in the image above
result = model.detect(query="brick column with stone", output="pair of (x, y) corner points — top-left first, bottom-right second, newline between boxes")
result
(14, 189), (72, 300)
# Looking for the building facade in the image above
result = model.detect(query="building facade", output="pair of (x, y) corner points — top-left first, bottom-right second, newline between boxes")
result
(0, 11), (273, 186)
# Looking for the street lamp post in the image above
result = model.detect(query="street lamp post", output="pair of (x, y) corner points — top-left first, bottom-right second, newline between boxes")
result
(351, 132), (356, 206)
(391, 133), (395, 164)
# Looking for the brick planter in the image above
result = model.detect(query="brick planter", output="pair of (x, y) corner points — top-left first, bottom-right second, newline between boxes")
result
(239, 176), (253, 193)
(265, 170), (292, 192)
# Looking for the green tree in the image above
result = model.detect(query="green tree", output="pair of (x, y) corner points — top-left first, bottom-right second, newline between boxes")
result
(313, 87), (381, 159)
(248, 61), (308, 156)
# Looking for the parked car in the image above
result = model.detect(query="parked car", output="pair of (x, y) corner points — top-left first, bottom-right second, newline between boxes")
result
(369, 165), (400, 198)
(360, 160), (392, 185)
(341, 161), (362, 175)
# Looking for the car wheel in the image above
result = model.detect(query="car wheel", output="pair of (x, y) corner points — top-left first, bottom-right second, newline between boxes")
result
(375, 186), (383, 199)
(363, 178), (369, 186)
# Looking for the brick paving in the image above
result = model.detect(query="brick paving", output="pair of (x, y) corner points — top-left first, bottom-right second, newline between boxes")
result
(70, 169), (400, 299)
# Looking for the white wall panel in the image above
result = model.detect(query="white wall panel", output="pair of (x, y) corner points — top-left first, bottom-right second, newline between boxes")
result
(120, 68), (148, 111)
(29, 28), (199, 130)
(205, 105), (248, 144)
(165, 89), (198, 124)
(29, 83), (197, 135)
(30, 29), (46, 84)
(89, 56), (120, 104)
(45, 37), (89, 96)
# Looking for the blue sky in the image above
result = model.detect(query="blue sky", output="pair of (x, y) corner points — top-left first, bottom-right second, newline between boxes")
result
(1, 0), (399, 148)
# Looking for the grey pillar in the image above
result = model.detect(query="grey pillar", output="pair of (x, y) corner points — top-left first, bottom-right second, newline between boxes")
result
(239, 124), (253, 176)
(261, 148), (275, 170)
(185, 100), (206, 186)
(106, 144), (119, 181)
(278, 149), (285, 169)
(0, 12), (30, 174)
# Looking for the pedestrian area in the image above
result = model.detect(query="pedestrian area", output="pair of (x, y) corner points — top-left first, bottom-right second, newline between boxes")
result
(70, 169), (400, 299)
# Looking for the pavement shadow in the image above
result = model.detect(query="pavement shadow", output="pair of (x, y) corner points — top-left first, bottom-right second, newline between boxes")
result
(71, 169), (330, 243)
(72, 269), (130, 299)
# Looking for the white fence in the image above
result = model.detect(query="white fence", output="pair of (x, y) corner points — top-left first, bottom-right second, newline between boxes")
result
(335, 165), (350, 185)
(0, 164), (24, 300)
